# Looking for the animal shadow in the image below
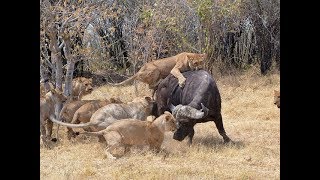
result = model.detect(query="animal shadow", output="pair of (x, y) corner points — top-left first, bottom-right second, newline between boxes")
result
(193, 136), (245, 150)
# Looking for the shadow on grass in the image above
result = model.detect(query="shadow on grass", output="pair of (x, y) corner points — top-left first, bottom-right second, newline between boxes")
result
(192, 136), (245, 150)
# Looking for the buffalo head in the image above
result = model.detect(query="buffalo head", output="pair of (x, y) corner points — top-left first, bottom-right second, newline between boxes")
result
(173, 120), (194, 141)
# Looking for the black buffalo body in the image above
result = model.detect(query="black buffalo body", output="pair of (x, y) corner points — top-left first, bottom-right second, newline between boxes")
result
(155, 70), (231, 144)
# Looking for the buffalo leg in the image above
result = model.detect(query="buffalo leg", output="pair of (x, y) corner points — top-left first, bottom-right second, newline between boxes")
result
(212, 114), (231, 143)
(187, 128), (195, 145)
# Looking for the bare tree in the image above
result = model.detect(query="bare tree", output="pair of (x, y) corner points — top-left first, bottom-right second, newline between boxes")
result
(40, 0), (113, 116)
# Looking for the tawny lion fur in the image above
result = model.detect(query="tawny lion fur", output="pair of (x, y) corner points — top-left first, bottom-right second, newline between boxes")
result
(109, 52), (206, 88)
(59, 100), (94, 123)
(40, 88), (67, 148)
(66, 97), (123, 140)
(55, 99), (94, 140)
(40, 77), (93, 100)
(274, 90), (280, 108)
(49, 96), (156, 141)
(81, 111), (176, 159)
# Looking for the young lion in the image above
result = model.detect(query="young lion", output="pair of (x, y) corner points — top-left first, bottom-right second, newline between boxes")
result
(274, 90), (280, 108)
(81, 111), (177, 159)
(40, 77), (93, 100)
(40, 88), (67, 148)
(109, 52), (207, 89)
(55, 99), (94, 140)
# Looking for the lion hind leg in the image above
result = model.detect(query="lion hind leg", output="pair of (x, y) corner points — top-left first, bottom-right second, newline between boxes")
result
(46, 120), (57, 142)
(104, 131), (125, 158)
(66, 113), (81, 140)
(40, 121), (49, 148)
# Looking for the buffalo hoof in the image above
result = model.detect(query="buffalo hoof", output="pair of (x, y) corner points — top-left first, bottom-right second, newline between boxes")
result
(224, 139), (235, 145)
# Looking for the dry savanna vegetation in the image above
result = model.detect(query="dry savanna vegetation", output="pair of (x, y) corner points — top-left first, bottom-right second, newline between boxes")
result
(40, 68), (280, 179)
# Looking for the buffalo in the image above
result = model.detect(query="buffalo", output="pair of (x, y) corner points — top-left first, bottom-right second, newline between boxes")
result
(155, 70), (231, 145)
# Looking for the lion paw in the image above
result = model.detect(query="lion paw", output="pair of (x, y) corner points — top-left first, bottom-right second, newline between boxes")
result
(178, 78), (186, 87)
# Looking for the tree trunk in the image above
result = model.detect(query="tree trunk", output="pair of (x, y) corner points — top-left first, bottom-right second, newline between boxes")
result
(258, 26), (272, 75)
(40, 63), (51, 92)
(53, 53), (63, 117)
(48, 25), (63, 117)
(62, 35), (75, 97)
(64, 61), (75, 97)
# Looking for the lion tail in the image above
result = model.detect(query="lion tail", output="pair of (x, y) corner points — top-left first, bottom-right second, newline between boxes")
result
(49, 115), (93, 128)
(108, 74), (138, 86)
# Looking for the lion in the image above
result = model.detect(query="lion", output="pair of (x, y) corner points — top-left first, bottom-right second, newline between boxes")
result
(71, 77), (94, 100)
(81, 111), (177, 159)
(274, 90), (280, 108)
(40, 77), (93, 100)
(40, 88), (67, 148)
(49, 96), (156, 141)
(66, 97), (123, 140)
(58, 100), (94, 123)
(109, 52), (207, 89)
(55, 99), (94, 140)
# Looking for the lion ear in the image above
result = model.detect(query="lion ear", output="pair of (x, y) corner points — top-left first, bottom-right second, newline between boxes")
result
(109, 98), (116, 103)
(165, 115), (171, 121)
(145, 96), (152, 102)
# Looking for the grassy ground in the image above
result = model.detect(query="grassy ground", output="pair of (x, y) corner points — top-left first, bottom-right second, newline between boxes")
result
(40, 69), (280, 180)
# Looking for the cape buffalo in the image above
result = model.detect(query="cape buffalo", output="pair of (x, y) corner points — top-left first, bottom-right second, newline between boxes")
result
(155, 70), (231, 145)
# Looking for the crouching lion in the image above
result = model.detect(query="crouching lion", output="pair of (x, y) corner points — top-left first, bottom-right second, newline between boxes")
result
(81, 111), (177, 159)
(55, 99), (94, 140)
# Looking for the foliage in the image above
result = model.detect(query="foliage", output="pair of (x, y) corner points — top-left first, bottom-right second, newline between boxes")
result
(40, 0), (280, 80)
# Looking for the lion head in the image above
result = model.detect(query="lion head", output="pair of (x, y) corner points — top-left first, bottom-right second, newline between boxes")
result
(187, 53), (207, 70)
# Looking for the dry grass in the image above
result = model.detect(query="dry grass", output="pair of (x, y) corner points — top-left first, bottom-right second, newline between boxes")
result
(40, 69), (280, 180)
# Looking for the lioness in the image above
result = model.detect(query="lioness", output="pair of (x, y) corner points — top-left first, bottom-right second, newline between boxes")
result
(274, 90), (280, 108)
(59, 100), (94, 123)
(49, 96), (156, 140)
(81, 111), (176, 159)
(71, 77), (94, 100)
(66, 97), (123, 140)
(109, 52), (206, 89)
(40, 88), (67, 148)
(55, 99), (94, 140)
(40, 77), (93, 100)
